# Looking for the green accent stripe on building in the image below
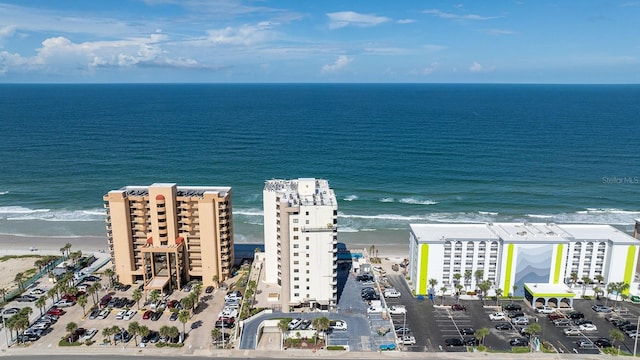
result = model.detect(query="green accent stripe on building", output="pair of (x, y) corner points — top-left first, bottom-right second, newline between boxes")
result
(624, 245), (636, 294)
(504, 244), (514, 296)
(553, 244), (563, 284)
(418, 244), (429, 295)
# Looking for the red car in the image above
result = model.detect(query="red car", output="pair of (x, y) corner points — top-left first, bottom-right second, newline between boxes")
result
(142, 310), (153, 320)
(451, 304), (467, 311)
(47, 307), (65, 316)
(167, 300), (178, 309)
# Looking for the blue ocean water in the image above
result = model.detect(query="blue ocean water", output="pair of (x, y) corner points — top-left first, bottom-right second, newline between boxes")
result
(1, 84), (639, 246)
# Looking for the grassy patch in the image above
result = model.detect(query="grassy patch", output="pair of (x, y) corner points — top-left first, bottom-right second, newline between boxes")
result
(0, 254), (42, 262)
(510, 346), (530, 353)
(58, 340), (82, 346)
(326, 345), (345, 350)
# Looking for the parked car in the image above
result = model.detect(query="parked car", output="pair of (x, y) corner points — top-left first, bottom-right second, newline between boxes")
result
(3, 307), (20, 315)
(330, 320), (347, 330)
(400, 336), (416, 345)
(169, 311), (179, 321)
(535, 306), (555, 314)
(115, 310), (126, 320)
(489, 312), (506, 321)
(17, 334), (41, 343)
(511, 317), (529, 325)
(577, 339), (596, 348)
(363, 293), (380, 301)
(563, 327), (582, 336)
(224, 290), (242, 301)
(299, 319), (312, 330)
(82, 328), (98, 341)
(88, 308), (100, 319)
(205, 286), (215, 294)
(142, 310), (153, 320)
(288, 318), (302, 330)
(388, 306), (406, 315)
(580, 323), (598, 332)
(123, 309), (137, 321)
(367, 306), (383, 313)
(503, 304), (521, 312)
(594, 338), (613, 348)
(29, 288), (46, 295)
(574, 318), (592, 326)
(97, 308), (110, 319)
(464, 337), (479, 346)
(395, 326), (410, 335)
(46, 307), (65, 316)
(16, 295), (37, 302)
(553, 319), (571, 327)
(445, 338), (464, 347)
(549, 313), (565, 320)
(510, 337), (529, 347)
(495, 323), (512, 330)
(451, 304), (466, 311)
(150, 311), (162, 321)
(592, 304), (613, 313)
(215, 317), (235, 328)
(460, 328), (475, 335)
(384, 289), (401, 298)
(568, 311), (584, 319)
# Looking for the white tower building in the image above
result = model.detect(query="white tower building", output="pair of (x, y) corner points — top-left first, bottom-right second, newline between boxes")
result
(263, 178), (338, 311)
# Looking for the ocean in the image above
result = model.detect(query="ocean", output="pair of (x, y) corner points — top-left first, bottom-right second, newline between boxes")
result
(1, 84), (639, 249)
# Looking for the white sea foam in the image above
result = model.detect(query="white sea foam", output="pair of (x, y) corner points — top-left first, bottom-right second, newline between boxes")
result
(380, 197), (394, 203)
(527, 214), (554, 219)
(233, 209), (264, 217)
(399, 198), (439, 205)
(337, 227), (359, 233)
(478, 211), (499, 215)
(0, 191), (8, 195)
(0, 207), (105, 222)
(343, 195), (358, 201)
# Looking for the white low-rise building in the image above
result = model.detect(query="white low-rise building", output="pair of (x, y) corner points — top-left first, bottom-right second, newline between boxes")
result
(409, 222), (640, 306)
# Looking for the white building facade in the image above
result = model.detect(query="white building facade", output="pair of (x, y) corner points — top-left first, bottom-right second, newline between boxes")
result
(263, 178), (338, 311)
(409, 222), (639, 300)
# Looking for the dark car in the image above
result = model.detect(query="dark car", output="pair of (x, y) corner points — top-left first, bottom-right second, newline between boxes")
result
(205, 286), (215, 294)
(548, 313), (565, 320)
(17, 334), (40, 343)
(88, 308), (100, 319)
(594, 338), (613, 348)
(444, 338), (464, 347)
(574, 318), (593, 326)
(464, 337), (479, 346)
(168, 300), (179, 309)
(67, 333), (80, 343)
(363, 293), (380, 301)
(495, 323), (512, 330)
(169, 311), (179, 321)
(141, 330), (160, 343)
(503, 304), (522, 312)
(451, 304), (466, 311)
(84, 275), (101, 282)
(150, 311), (162, 321)
(215, 317), (235, 328)
(568, 311), (584, 319)
(510, 337), (529, 346)
(299, 319), (312, 330)
(460, 328), (475, 335)
(361, 287), (375, 295)
(143, 310), (153, 320)
(114, 330), (131, 343)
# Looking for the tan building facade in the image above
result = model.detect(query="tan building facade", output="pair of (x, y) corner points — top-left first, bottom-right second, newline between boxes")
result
(103, 183), (233, 291)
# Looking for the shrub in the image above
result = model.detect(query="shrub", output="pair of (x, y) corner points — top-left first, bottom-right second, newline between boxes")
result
(511, 347), (529, 353)
(327, 345), (345, 350)
(466, 291), (477, 296)
(58, 339), (82, 346)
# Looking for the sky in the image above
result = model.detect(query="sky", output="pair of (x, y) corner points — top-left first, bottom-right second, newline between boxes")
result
(0, 0), (639, 83)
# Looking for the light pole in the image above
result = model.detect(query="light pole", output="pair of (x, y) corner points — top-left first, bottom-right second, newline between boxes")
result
(1, 316), (9, 349)
(633, 315), (639, 357)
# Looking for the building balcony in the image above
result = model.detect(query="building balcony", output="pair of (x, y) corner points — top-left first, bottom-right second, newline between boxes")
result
(302, 226), (336, 232)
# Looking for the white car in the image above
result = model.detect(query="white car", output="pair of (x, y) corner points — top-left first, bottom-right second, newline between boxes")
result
(219, 309), (238, 319)
(400, 336), (416, 345)
(511, 317), (529, 325)
(535, 306), (555, 314)
(579, 323), (598, 332)
(288, 318), (302, 330)
(384, 289), (401, 298)
(29, 288), (46, 295)
(82, 328), (98, 341)
(367, 306), (383, 313)
(97, 309), (110, 319)
(123, 309), (137, 320)
(54, 299), (75, 307)
(563, 327), (582, 336)
(330, 320), (348, 330)
(115, 310), (127, 320)
(489, 312), (506, 321)
(388, 306), (407, 315)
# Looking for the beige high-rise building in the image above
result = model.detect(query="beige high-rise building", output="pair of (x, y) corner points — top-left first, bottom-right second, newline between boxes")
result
(103, 183), (233, 292)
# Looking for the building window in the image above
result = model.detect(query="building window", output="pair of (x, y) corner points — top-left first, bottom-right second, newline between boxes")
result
(294, 285), (299, 289)
(294, 293), (299, 297)
(293, 269), (299, 273)
(306, 212), (309, 215)
(306, 220), (310, 224)
(293, 219), (298, 223)
(293, 244), (299, 249)
(306, 254), (309, 258)
(294, 277), (299, 281)
(306, 245), (309, 250)
(293, 227), (299, 231)
(293, 236), (299, 240)
(293, 252), (299, 257)
(293, 261), (299, 265)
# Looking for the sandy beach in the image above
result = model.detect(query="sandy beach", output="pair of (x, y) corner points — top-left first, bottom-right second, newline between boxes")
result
(0, 233), (108, 256)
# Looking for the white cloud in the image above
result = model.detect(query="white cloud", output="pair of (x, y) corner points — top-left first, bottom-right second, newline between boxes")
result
(0, 25), (16, 38)
(423, 44), (446, 52)
(423, 9), (500, 20)
(423, 62), (439, 75)
(321, 55), (352, 73)
(327, 11), (391, 29)
(206, 23), (275, 46)
(487, 29), (517, 35)
(469, 62), (483, 72)
(397, 19), (415, 24)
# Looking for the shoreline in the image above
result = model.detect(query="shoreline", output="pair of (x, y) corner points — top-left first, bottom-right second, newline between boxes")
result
(0, 233), (411, 259)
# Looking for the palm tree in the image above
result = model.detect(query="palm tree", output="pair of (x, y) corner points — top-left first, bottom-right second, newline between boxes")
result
(593, 286), (604, 301)
(212, 275), (219, 288)
(474, 270), (484, 289)
(102, 327), (113, 344)
(428, 278), (438, 295)
(477, 280), (491, 305)
(64, 242), (72, 257)
(475, 327), (490, 345)
(35, 295), (47, 316)
(132, 289), (143, 310)
(455, 284), (464, 303)
(277, 318), (290, 350)
(34, 258), (44, 273)
(149, 289), (161, 306)
(128, 321), (141, 346)
(581, 276), (591, 296)
(178, 310), (190, 341)
(440, 286), (448, 305)
(463, 270), (472, 291)
(609, 329), (624, 348)
(0, 287), (7, 303)
(615, 282), (630, 306)
(90, 282), (101, 304)
(525, 323), (542, 340)
(181, 295), (194, 314)
(159, 325), (171, 343)
(511, 285), (518, 302)
(168, 326), (180, 343)
(594, 274), (604, 284)
(569, 272), (578, 286)
(192, 283), (203, 304)
(47, 287), (58, 302)
(103, 268), (115, 288)
(110, 325), (121, 344)
(311, 316), (330, 348)
(494, 288), (503, 306)
(78, 295), (88, 316)
(138, 325), (150, 343)
(66, 322), (78, 338)
(211, 328), (222, 346)
(14, 272), (26, 291)
(453, 273), (462, 285)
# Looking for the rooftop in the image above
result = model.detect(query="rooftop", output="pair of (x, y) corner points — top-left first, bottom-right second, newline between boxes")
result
(115, 184), (231, 199)
(410, 222), (639, 245)
(264, 178), (336, 207)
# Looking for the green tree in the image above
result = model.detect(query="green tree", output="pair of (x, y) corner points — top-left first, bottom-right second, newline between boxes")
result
(477, 280), (492, 305)
(89, 282), (101, 305)
(192, 283), (203, 304)
(212, 275), (220, 288)
(525, 323), (542, 338)
(453, 273), (462, 285)
(104, 268), (115, 288)
(78, 295), (88, 316)
(211, 328), (223, 346)
(64, 242), (72, 257)
(168, 326), (180, 343)
(609, 329), (624, 348)
(463, 270), (472, 291)
(594, 274), (604, 284)
(581, 276), (591, 296)
(474, 270), (484, 288)
(66, 322), (78, 338)
(278, 318), (290, 349)
(428, 278), (438, 294)
(178, 310), (190, 340)
(110, 325), (121, 344)
(128, 321), (141, 346)
(455, 284), (464, 303)
(311, 316), (330, 348)
(132, 288), (143, 310)
(35, 295), (47, 316)
(0, 287), (6, 303)
(569, 272), (578, 286)
(102, 327), (113, 344)
(14, 272), (26, 291)
(475, 327), (490, 344)
(181, 294), (194, 314)
(494, 288), (503, 306)
(149, 289), (161, 306)
(138, 325), (150, 342)
(159, 325), (171, 343)
(511, 285), (518, 302)
(440, 286), (448, 305)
